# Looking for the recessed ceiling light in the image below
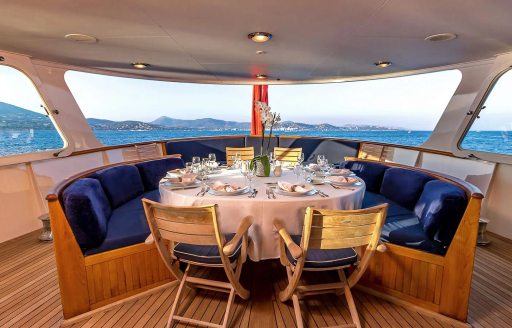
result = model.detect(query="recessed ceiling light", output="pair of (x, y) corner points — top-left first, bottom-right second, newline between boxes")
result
(248, 32), (272, 43)
(131, 62), (150, 69)
(0, 56), (4, 62)
(374, 61), (392, 68)
(424, 33), (457, 42)
(255, 74), (268, 79)
(64, 33), (98, 43)
(256, 50), (267, 55)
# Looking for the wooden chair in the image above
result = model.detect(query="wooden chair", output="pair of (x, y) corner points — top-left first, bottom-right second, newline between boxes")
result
(142, 199), (252, 328)
(273, 147), (303, 165)
(225, 146), (254, 166)
(274, 204), (388, 328)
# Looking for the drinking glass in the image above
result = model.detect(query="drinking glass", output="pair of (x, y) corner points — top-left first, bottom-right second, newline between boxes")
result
(297, 152), (305, 166)
(246, 164), (256, 190)
(293, 164), (303, 182)
(234, 153), (241, 168)
(208, 153), (216, 165)
(269, 152), (275, 168)
(185, 162), (192, 173)
(317, 154), (326, 165)
(192, 156), (201, 173)
(240, 160), (250, 185)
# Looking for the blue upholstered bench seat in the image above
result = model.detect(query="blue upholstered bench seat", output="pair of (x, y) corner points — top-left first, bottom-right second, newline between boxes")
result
(342, 160), (468, 255)
(173, 233), (242, 265)
(63, 158), (184, 256)
(84, 190), (159, 256)
(285, 235), (358, 268)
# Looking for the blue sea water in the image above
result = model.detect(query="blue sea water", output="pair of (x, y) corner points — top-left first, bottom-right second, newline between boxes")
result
(1, 129), (511, 157)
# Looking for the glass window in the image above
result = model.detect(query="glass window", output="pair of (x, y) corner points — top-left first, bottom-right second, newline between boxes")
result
(0, 65), (63, 157)
(270, 70), (462, 146)
(65, 71), (252, 146)
(460, 69), (512, 155)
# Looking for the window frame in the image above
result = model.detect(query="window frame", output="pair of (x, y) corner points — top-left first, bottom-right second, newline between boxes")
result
(0, 63), (68, 165)
(456, 65), (512, 163)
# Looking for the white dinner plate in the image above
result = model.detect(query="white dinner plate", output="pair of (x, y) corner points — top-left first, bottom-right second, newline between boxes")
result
(328, 179), (363, 187)
(163, 180), (201, 188)
(208, 186), (250, 196)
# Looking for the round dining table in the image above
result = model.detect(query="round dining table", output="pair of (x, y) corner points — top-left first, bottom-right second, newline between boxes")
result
(159, 168), (366, 261)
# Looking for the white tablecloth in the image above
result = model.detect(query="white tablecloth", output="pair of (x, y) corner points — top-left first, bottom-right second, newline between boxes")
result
(159, 169), (365, 261)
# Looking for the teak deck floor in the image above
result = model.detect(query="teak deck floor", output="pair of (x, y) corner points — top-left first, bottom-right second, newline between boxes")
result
(0, 230), (510, 328)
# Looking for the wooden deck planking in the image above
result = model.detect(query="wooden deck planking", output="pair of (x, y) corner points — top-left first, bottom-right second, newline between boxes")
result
(0, 231), (511, 327)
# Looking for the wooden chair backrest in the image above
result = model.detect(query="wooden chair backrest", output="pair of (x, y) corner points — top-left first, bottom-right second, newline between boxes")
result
(143, 200), (221, 246)
(302, 204), (387, 251)
(135, 143), (162, 159)
(274, 147), (303, 164)
(226, 147), (255, 166)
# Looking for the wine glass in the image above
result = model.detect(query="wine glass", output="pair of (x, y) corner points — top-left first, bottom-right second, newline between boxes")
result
(192, 156), (201, 173)
(293, 164), (303, 183)
(208, 153), (216, 168)
(185, 162), (192, 173)
(317, 154), (326, 165)
(233, 153), (241, 168)
(240, 160), (250, 185)
(246, 164), (256, 190)
(297, 152), (305, 166)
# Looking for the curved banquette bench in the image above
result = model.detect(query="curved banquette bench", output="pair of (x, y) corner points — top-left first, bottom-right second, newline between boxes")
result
(340, 159), (482, 322)
(47, 157), (184, 319)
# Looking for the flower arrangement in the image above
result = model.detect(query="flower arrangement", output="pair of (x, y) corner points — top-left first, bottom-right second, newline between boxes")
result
(252, 101), (281, 176)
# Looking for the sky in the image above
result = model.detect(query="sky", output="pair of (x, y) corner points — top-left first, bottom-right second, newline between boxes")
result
(1, 64), (510, 131)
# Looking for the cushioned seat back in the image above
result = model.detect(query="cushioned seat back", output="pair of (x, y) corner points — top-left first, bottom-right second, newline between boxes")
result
(414, 180), (467, 245)
(165, 137), (245, 163)
(380, 168), (432, 210)
(136, 158), (185, 190)
(95, 164), (144, 208)
(62, 178), (112, 249)
(341, 161), (389, 192)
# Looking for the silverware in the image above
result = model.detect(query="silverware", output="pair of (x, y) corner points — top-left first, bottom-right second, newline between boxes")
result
(200, 186), (210, 197)
(266, 188), (271, 199)
(196, 186), (205, 196)
(317, 190), (329, 197)
(248, 189), (257, 198)
(270, 187), (277, 199)
(253, 189), (258, 198)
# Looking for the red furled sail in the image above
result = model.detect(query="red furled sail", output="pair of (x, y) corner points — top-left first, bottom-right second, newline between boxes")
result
(251, 85), (268, 135)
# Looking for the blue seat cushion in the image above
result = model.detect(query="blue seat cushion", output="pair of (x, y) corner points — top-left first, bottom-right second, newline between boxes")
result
(173, 233), (241, 265)
(286, 235), (358, 268)
(95, 165), (144, 208)
(136, 158), (185, 191)
(83, 190), (159, 256)
(340, 161), (389, 193)
(380, 168), (433, 210)
(415, 180), (467, 245)
(362, 192), (413, 217)
(63, 178), (112, 249)
(381, 214), (446, 255)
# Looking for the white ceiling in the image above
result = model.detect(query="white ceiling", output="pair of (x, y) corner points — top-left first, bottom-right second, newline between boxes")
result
(1, 0), (512, 83)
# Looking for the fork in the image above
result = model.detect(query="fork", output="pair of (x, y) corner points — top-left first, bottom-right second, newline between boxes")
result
(266, 187), (271, 199)
(270, 187), (277, 199)
(196, 186), (205, 196)
(200, 186), (210, 197)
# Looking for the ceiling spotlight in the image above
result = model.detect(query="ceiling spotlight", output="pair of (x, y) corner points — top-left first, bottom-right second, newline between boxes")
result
(64, 33), (98, 43)
(131, 62), (150, 69)
(256, 50), (267, 55)
(374, 61), (392, 68)
(248, 32), (272, 43)
(425, 33), (457, 42)
(255, 74), (268, 79)
(0, 56), (4, 62)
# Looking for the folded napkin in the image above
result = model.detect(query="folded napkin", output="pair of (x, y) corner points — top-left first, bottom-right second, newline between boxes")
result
(308, 163), (321, 171)
(167, 173), (197, 183)
(211, 180), (241, 192)
(331, 168), (351, 175)
(277, 181), (312, 193)
(329, 176), (358, 184)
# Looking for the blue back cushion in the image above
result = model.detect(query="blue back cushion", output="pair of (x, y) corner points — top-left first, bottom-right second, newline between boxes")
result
(165, 137), (245, 163)
(95, 165), (144, 208)
(341, 161), (389, 192)
(62, 178), (111, 249)
(415, 180), (467, 245)
(380, 168), (432, 210)
(280, 138), (360, 164)
(136, 158), (185, 191)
